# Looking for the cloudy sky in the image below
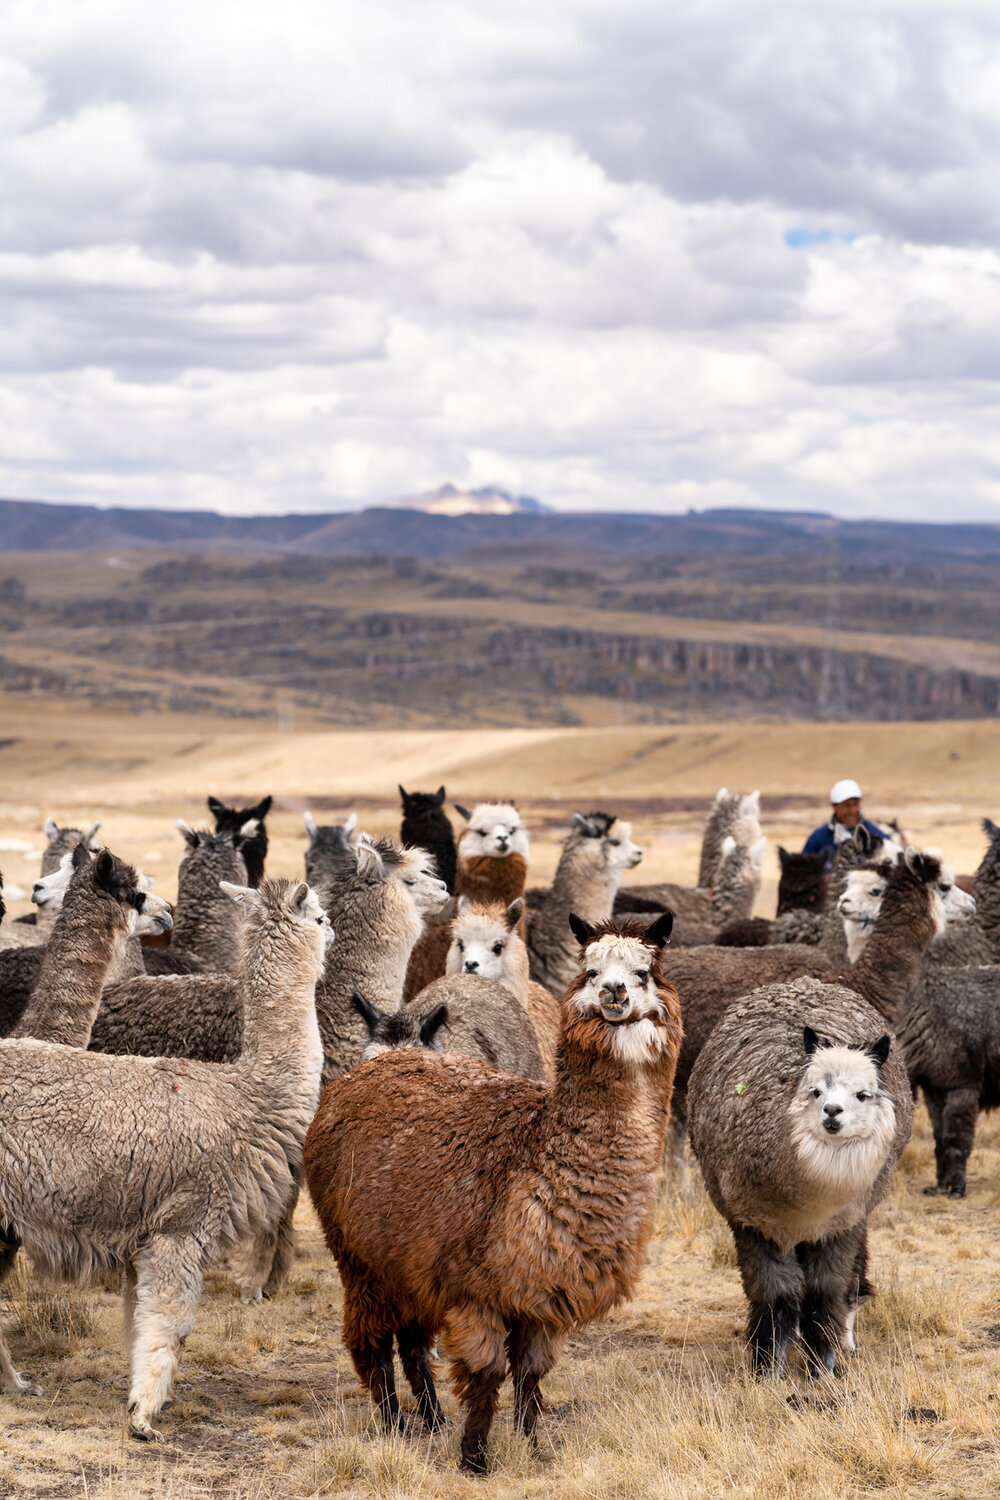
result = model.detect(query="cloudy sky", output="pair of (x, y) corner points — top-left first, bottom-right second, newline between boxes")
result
(1, 0), (1000, 518)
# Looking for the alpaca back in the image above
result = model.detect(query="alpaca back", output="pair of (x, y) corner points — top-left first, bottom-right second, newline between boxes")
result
(406, 973), (545, 1080)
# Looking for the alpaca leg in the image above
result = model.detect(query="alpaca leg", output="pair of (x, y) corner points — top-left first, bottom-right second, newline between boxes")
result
(397, 1324), (445, 1431)
(261, 1181), (299, 1299)
(127, 1236), (204, 1441)
(732, 1226), (804, 1379)
(797, 1227), (862, 1376)
(443, 1310), (507, 1474)
(0, 1229), (41, 1397)
(934, 1087), (979, 1198)
(341, 1270), (403, 1433)
(506, 1320), (563, 1445)
(664, 1093), (688, 1183)
(921, 1086), (946, 1192)
(843, 1225), (873, 1353)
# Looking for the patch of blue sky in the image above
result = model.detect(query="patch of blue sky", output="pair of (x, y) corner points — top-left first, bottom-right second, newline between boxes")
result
(784, 228), (860, 248)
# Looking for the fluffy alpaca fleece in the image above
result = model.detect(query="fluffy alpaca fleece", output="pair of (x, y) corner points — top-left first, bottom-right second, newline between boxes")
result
(527, 812), (641, 1000)
(141, 822), (253, 977)
(442, 897), (560, 1077)
(303, 912), (680, 1474)
(0, 850), (170, 1039)
(0, 878), (329, 1434)
(689, 980), (911, 1378)
(399, 785), (457, 894)
(665, 850), (946, 1170)
(403, 802), (530, 1001)
(207, 795), (272, 887)
(304, 811), (357, 888)
(357, 976), (545, 1080)
(776, 848), (827, 915)
(617, 834), (767, 944)
(698, 789), (761, 887)
(975, 818), (1000, 961)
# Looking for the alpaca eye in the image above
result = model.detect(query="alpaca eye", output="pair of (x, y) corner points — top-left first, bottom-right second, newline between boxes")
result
(856, 1091), (870, 1101)
(635, 969), (648, 983)
(608, 839), (620, 847)
(586, 968), (597, 980)
(811, 1088), (821, 1099)
(457, 940), (464, 952)
(492, 943), (503, 955)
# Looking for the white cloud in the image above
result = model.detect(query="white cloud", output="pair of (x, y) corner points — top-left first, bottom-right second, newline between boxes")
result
(0, 0), (999, 519)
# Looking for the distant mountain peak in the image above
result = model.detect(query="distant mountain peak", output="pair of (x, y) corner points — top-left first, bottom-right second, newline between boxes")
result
(380, 484), (549, 517)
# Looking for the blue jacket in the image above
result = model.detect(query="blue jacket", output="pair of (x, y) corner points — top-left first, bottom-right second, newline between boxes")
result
(803, 818), (890, 874)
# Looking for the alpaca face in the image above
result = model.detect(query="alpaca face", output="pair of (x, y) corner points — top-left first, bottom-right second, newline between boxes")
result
(789, 1037), (895, 1194)
(33, 850), (172, 935)
(32, 850), (74, 907)
(393, 847), (449, 916)
(839, 857), (972, 962)
(449, 909), (510, 978)
(458, 804), (530, 862)
(572, 933), (670, 1063)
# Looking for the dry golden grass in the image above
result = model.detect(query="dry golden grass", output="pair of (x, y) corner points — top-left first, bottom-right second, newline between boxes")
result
(1, 1105), (999, 1499)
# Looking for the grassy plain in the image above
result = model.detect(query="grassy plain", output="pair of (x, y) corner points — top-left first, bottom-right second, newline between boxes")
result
(1, 702), (999, 1498)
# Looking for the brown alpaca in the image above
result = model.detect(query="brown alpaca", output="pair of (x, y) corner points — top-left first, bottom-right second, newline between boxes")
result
(403, 802), (530, 1001)
(304, 912), (679, 1475)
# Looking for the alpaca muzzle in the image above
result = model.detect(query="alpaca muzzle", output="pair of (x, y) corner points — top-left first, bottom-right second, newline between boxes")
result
(599, 982), (631, 1021)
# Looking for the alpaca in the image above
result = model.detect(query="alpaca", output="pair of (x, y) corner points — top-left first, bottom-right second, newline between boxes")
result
(698, 789), (761, 887)
(688, 978), (912, 1377)
(776, 848), (827, 915)
(819, 824), (900, 961)
(303, 911), (680, 1474)
(207, 795), (272, 886)
(142, 821), (254, 976)
(33, 849), (156, 982)
(403, 802), (530, 1001)
(1, 818), (102, 944)
(304, 811), (357, 888)
(665, 850), (946, 1168)
(437, 897), (561, 1077)
(0, 849), (172, 1038)
(355, 980), (544, 1079)
(0, 878), (329, 1433)
(399, 785), (457, 893)
(836, 858), (975, 965)
(616, 834), (767, 944)
(526, 812), (641, 999)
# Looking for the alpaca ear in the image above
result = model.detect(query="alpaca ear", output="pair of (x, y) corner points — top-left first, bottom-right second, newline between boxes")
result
(778, 847), (790, 870)
(351, 990), (382, 1036)
(854, 824), (873, 854)
(252, 796), (272, 820)
(572, 812), (597, 837)
(904, 845), (938, 884)
(44, 817), (59, 840)
(207, 796), (224, 817)
(304, 811), (319, 840)
(175, 819), (200, 849)
(803, 1025), (821, 1055)
(569, 912), (595, 946)
(714, 787), (729, 804)
(646, 911), (673, 949)
(456, 894), (471, 912)
(83, 821), (101, 845)
(355, 837), (385, 880)
(435, 786), (446, 805)
(71, 841), (93, 872)
(867, 1033), (891, 1069)
(290, 881), (310, 914)
(983, 817), (999, 840)
(398, 785), (409, 803)
(343, 812), (357, 836)
(419, 1002), (450, 1049)
(92, 849), (118, 898)
(739, 791), (760, 818)
(504, 898), (525, 931)
(454, 803), (472, 821)
(220, 880), (255, 904)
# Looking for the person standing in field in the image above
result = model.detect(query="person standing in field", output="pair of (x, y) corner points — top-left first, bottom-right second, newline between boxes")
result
(802, 779), (890, 874)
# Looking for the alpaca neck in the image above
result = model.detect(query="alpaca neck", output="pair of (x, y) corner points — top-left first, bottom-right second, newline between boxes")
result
(500, 938), (531, 1006)
(238, 938), (323, 1097)
(106, 936), (146, 983)
(850, 882), (933, 1025)
(171, 860), (242, 970)
(12, 882), (126, 1046)
(974, 843), (1000, 962)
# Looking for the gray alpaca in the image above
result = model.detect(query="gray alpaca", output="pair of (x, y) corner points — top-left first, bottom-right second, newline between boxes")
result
(354, 978), (545, 1079)
(527, 812), (641, 997)
(142, 820), (254, 975)
(698, 788), (761, 886)
(0, 877), (329, 1437)
(689, 978), (912, 1378)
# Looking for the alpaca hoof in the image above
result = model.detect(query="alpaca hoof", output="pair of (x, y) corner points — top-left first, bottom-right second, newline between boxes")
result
(946, 1184), (966, 1198)
(459, 1453), (489, 1476)
(923, 1184), (942, 1196)
(240, 1289), (264, 1305)
(9, 1372), (43, 1397)
(129, 1419), (164, 1442)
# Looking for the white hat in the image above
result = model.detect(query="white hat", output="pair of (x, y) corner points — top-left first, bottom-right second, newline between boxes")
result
(830, 779), (862, 804)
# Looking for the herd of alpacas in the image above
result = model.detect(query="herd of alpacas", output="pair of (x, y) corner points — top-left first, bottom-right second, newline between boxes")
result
(0, 785), (998, 1472)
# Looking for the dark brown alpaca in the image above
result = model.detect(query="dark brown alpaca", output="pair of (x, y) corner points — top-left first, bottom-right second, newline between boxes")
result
(304, 912), (680, 1475)
(776, 848), (827, 915)
(399, 786), (457, 894)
